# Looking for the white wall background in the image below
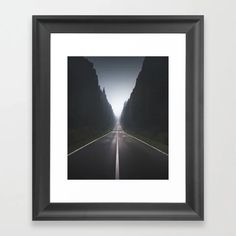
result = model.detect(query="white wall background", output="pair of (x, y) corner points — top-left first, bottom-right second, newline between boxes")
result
(0, 0), (236, 235)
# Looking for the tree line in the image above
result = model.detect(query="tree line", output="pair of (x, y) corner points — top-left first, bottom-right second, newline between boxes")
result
(120, 57), (168, 153)
(68, 57), (115, 153)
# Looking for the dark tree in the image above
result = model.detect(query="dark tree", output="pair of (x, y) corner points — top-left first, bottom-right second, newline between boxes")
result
(120, 57), (168, 153)
(68, 57), (115, 153)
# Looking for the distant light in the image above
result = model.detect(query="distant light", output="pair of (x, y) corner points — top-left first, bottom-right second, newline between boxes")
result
(110, 97), (123, 118)
(105, 86), (133, 119)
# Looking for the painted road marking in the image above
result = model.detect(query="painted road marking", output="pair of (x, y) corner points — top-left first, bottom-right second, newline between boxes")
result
(124, 132), (168, 156)
(68, 131), (112, 156)
(115, 129), (120, 179)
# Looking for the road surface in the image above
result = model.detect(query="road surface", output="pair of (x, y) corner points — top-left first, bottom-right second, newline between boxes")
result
(68, 126), (168, 179)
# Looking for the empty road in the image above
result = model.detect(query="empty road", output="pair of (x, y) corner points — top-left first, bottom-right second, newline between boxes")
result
(68, 126), (168, 179)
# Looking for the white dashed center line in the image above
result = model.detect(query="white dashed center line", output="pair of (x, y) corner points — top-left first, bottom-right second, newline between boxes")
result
(115, 129), (120, 179)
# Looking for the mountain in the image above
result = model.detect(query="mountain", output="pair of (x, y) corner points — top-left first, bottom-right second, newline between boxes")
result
(120, 57), (168, 153)
(68, 57), (115, 153)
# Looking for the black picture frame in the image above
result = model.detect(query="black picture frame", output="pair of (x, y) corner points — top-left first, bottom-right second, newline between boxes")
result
(33, 15), (204, 220)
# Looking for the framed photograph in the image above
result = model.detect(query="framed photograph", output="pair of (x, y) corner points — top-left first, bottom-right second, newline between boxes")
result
(33, 15), (204, 220)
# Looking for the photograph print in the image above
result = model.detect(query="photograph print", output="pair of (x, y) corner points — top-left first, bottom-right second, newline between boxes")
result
(68, 56), (168, 179)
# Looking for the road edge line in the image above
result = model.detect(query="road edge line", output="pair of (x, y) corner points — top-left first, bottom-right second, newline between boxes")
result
(68, 131), (112, 156)
(124, 131), (168, 156)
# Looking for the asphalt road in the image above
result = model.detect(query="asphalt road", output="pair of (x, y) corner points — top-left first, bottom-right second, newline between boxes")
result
(68, 127), (168, 179)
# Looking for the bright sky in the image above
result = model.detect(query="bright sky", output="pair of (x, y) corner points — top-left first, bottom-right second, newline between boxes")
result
(86, 57), (144, 117)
